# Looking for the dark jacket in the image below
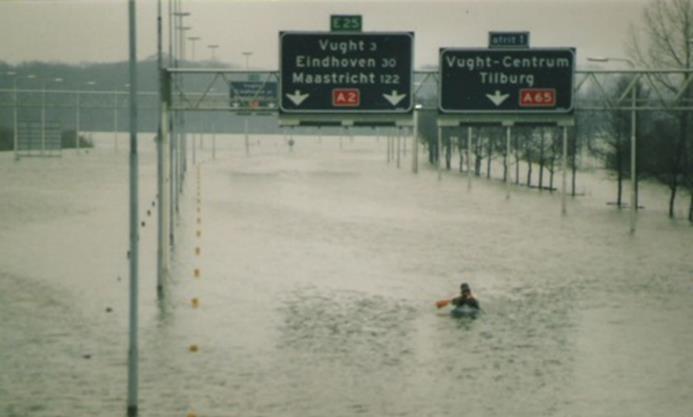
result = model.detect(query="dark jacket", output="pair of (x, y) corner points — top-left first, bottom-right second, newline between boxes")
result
(452, 295), (480, 310)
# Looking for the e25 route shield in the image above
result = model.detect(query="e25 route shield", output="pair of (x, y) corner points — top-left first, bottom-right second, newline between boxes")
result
(280, 32), (414, 114)
(439, 48), (575, 114)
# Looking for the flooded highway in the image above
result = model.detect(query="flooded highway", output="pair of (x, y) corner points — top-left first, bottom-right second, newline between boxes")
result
(1, 134), (692, 417)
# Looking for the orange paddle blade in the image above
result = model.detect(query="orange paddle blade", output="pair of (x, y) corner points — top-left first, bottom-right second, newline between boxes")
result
(436, 299), (451, 309)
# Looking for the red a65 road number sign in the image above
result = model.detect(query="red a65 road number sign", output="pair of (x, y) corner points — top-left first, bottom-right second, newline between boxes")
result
(519, 88), (556, 107)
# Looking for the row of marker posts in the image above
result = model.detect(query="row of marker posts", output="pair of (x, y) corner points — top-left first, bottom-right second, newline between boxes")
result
(186, 162), (204, 417)
(385, 127), (415, 171)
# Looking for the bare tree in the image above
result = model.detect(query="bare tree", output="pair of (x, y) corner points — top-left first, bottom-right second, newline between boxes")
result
(629, 0), (693, 219)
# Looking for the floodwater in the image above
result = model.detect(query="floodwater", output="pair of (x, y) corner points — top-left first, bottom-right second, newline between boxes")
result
(1, 133), (692, 417)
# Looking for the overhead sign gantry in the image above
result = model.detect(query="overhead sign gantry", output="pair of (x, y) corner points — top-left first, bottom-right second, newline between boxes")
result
(279, 31), (414, 125)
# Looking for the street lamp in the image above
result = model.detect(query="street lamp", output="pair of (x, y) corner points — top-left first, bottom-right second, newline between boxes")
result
(241, 51), (253, 157)
(242, 51), (253, 70)
(208, 44), (219, 61)
(76, 81), (96, 151)
(6, 71), (18, 160)
(588, 56), (638, 234)
(44, 77), (63, 155)
(187, 36), (201, 61)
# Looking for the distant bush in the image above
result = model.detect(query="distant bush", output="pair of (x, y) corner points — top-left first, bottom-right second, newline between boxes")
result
(60, 129), (93, 149)
(0, 127), (93, 151)
(0, 127), (12, 151)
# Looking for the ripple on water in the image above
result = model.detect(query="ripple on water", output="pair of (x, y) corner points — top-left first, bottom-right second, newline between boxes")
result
(277, 286), (418, 370)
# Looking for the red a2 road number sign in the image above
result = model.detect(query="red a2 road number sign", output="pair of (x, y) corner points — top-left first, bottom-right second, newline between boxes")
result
(519, 88), (556, 107)
(332, 88), (360, 107)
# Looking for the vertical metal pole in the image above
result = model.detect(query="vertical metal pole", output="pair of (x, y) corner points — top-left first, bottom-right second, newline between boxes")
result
(41, 83), (46, 155)
(13, 76), (18, 160)
(126, 0), (139, 415)
(212, 118), (216, 160)
(412, 111), (419, 174)
(505, 124), (511, 200)
(562, 125), (568, 215)
(76, 92), (81, 152)
(244, 117), (249, 156)
(630, 87), (636, 234)
(192, 117), (197, 165)
(386, 135), (390, 163)
(114, 90), (119, 151)
(168, 0), (176, 244)
(467, 126), (472, 190)
(156, 0), (167, 296)
(402, 126), (407, 156)
(396, 130), (401, 168)
(437, 126), (442, 181)
(159, 78), (170, 296)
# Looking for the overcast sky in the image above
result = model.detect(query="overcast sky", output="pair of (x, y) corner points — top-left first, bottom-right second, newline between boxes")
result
(0, 0), (650, 69)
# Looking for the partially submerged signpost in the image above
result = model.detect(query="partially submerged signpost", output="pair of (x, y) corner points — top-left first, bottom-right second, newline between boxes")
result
(437, 35), (575, 213)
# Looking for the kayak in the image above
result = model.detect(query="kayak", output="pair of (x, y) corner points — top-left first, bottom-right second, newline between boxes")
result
(450, 305), (480, 318)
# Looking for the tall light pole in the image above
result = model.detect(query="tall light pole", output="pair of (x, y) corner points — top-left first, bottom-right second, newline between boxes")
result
(242, 51), (253, 156)
(177, 24), (191, 182)
(76, 81), (95, 152)
(6, 71), (18, 160)
(47, 77), (63, 155)
(588, 56), (637, 234)
(242, 51), (253, 70)
(187, 36), (200, 61)
(208, 44), (219, 61)
(188, 35), (201, 164)
(126, 0), (140, 415)
(74, 80), (93, 153)
(25, 74), (37, 154)
(172, 10), (191, 217)
(85, 81), (96, 147)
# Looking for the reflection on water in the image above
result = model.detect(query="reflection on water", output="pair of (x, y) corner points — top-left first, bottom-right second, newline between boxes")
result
(1, 134), (692, 417)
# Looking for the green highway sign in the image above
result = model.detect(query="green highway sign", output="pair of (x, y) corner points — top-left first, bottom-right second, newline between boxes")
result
(280, 31), (413, 114)
(331, 15), (362, 32)
(439, 48), (575, 114)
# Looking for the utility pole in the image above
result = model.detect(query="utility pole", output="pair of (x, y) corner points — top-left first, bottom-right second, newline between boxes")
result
(126, 1), (140, 415)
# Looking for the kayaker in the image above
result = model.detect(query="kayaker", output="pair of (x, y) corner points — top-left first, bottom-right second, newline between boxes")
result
(451, 283), (480, 310)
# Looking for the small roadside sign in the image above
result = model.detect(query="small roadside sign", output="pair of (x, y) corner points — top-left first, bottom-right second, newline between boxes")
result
(229, 81), (277, 109)
(489, 31), (530, 49)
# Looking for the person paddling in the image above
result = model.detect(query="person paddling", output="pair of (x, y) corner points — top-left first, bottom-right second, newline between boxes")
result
(436, 283), (480, 310)
(452, 283), (479, 310)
